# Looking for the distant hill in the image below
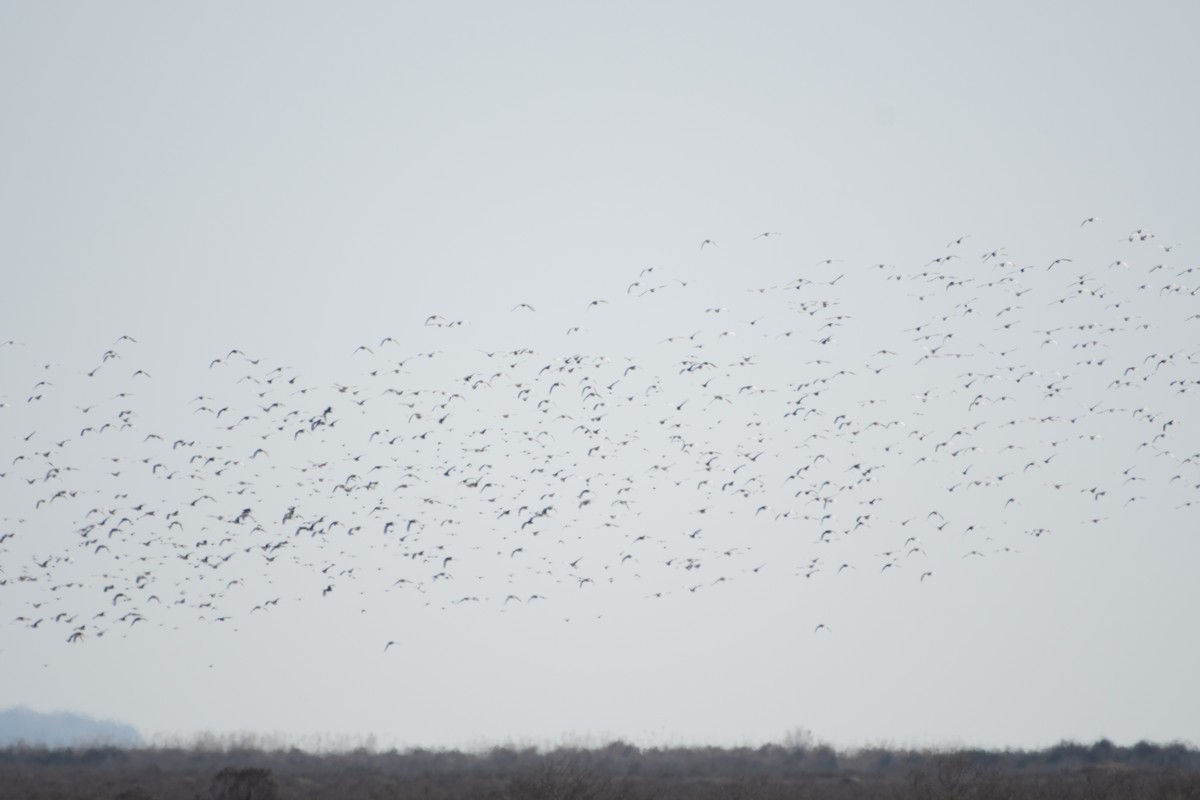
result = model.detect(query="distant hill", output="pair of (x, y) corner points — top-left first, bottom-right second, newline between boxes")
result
(0, 707), (141, 748)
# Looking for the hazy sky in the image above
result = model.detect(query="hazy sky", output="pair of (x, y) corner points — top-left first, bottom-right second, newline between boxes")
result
(2, 1), (1198, 752)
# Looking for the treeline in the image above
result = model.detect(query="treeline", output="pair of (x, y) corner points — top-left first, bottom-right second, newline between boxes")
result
(1, 737), (1198, 799)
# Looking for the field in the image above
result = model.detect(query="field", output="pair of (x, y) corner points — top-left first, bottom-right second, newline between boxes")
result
(2, 739), (1199, 799)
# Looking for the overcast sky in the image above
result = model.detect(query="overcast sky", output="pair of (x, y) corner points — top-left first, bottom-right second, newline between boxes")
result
(2, 1), (1198, 752)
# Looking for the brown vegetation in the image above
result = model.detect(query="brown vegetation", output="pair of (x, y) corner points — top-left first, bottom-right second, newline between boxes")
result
(0, 737), (1198, 799)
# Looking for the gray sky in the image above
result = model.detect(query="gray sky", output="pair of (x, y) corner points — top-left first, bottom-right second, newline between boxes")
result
(1, 1), (1198, 751)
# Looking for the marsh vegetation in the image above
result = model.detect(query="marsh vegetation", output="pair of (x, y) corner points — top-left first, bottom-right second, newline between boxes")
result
(2, 737), (1198, 799)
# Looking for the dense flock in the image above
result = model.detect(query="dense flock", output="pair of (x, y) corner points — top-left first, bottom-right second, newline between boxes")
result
(2, 220), (1196, 647)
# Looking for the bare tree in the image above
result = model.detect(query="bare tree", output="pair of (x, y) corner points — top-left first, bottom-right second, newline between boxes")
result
(506, 753), (615, 800)
(209, 766), (279, 800)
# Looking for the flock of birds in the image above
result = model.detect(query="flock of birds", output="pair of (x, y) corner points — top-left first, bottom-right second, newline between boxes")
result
(1, 218), (1197, 650)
